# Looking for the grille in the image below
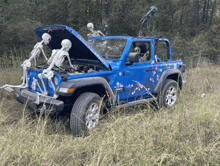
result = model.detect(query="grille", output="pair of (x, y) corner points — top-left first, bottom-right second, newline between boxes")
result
(27, 69), (62, 97)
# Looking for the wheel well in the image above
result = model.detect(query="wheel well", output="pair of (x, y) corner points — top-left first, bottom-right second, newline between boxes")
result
(57, 84), (108, 115)
(74, 84), (107, 97)
(166, 73), (182, 89)
(72, 84), (110, 105)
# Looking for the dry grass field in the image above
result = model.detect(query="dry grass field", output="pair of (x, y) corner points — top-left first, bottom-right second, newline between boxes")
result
(1, 64), (220, 165)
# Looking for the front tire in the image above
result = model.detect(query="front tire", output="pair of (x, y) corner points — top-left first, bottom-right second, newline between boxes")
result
(70, 92), (102, 135)
(158, 79), (178, 108)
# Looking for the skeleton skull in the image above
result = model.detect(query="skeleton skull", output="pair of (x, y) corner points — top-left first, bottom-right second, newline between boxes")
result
(87, 22), (94, 31)
(61, 39), (72, 51)
(42, 33), (51, 45)
(134, 47), (141, 53)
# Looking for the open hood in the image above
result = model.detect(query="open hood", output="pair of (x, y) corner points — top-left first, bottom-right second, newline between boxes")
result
(34, 25), (110, 69)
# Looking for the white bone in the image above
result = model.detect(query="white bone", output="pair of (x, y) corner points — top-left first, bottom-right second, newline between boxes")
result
(87, 22), (94, 31)
(38, 73), (48, 95)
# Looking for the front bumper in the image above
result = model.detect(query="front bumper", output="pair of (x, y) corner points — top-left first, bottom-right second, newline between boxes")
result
(15, 88), (64, 114)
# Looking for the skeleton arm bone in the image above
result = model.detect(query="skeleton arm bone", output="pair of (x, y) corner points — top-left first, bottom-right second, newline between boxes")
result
(97, 30), (105, 36)
(40, 47), (48, 61)
(66, 54), (74, 68)
(44, 58), (56, 74)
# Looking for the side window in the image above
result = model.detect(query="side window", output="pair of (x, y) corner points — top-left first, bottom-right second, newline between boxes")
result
(128, 42), (151, 62)
(155, 41), (169, 62)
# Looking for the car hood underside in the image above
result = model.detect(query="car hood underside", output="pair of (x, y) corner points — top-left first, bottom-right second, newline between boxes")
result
(34, 25), (110, 69)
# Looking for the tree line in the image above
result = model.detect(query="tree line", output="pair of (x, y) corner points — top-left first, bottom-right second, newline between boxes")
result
(0, 0), (219, 64)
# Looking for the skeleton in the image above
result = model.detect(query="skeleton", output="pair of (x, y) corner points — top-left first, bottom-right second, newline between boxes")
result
(87, 22), (105, 38)
(0, 33), (51, 92)
(37, 39), (73, 97)
(139, 6), (157, 37)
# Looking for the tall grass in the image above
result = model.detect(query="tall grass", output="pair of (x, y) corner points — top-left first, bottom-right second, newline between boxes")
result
(0, 65), (220, 165)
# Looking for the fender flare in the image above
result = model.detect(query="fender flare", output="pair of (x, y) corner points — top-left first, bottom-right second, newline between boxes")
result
(57, 77), (116, 103)
(153, 69), (182, 95)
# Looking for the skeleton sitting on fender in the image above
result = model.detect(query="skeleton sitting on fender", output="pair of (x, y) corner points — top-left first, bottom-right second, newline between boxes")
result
(87, 22), (105, 38)
(37, 39), (73, 97)
(0, 33), (51, 92)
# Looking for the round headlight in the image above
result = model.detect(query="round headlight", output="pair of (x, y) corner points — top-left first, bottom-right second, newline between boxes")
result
(54, 76), (59, 86)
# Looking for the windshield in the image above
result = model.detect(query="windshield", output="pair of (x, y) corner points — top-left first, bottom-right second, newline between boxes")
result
(88, 38), (127, 59)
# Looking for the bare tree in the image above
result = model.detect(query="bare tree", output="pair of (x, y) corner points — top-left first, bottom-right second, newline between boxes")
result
(205, 0), (210, 23)
(209, 0), (216, 26)
(202, 0), (207, 23)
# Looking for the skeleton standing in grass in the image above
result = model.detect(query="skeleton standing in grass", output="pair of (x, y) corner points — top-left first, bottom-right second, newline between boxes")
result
(87, 22), (105, 38)
(38, 39), (73, 95)
(0, 33), (51, 92)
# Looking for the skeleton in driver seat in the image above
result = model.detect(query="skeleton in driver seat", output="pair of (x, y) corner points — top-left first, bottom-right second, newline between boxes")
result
(0, 33), (51, 92)
(87, 22), (105, 38)
(37, 39), (74, 96)
(134, 45), (150, 62)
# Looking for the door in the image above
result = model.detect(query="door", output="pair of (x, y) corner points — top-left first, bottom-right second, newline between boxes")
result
(121, 41), (155, 102)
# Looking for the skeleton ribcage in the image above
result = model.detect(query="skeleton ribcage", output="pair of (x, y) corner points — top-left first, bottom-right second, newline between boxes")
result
(55, 54), (65, 67)
(30, 48), (41, 59)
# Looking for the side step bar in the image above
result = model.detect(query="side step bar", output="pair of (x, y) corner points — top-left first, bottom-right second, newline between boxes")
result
(115, 97), (156, 109)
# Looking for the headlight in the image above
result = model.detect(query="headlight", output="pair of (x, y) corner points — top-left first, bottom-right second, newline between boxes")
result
(54, 76), (59, 86)
(58, 87), (75, 93)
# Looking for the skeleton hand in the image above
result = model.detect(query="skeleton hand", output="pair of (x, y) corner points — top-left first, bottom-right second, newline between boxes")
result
(42, 69), (47, 74)
(72, 64), (78, 70)
(42, 69), (54, 79)
(21, 60), (31, 69)
(70, 64), (74, 68)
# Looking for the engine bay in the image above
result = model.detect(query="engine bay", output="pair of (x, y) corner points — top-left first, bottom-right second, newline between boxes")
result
(36, 59), (107, 76)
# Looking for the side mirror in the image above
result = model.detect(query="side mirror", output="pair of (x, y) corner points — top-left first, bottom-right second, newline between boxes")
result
(126, 52), (140, 65)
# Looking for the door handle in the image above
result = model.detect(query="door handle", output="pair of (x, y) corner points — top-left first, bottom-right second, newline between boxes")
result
(146, 68), (154, 71)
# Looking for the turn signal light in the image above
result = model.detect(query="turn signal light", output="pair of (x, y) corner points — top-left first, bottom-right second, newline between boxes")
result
(67, 88), (75, 93)
(182, 65), (185, 72)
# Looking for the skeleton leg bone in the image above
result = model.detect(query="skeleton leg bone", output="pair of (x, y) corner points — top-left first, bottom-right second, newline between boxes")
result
(0, 65), (29, 92)
(38, 74), (48, 95)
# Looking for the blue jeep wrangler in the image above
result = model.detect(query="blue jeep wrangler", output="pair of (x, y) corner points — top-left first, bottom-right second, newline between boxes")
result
(14, 25), (186, 134)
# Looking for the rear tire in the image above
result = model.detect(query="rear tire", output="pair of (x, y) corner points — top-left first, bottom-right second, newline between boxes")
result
(158, 79), (178, 108)
(70, 92), (102, 135)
